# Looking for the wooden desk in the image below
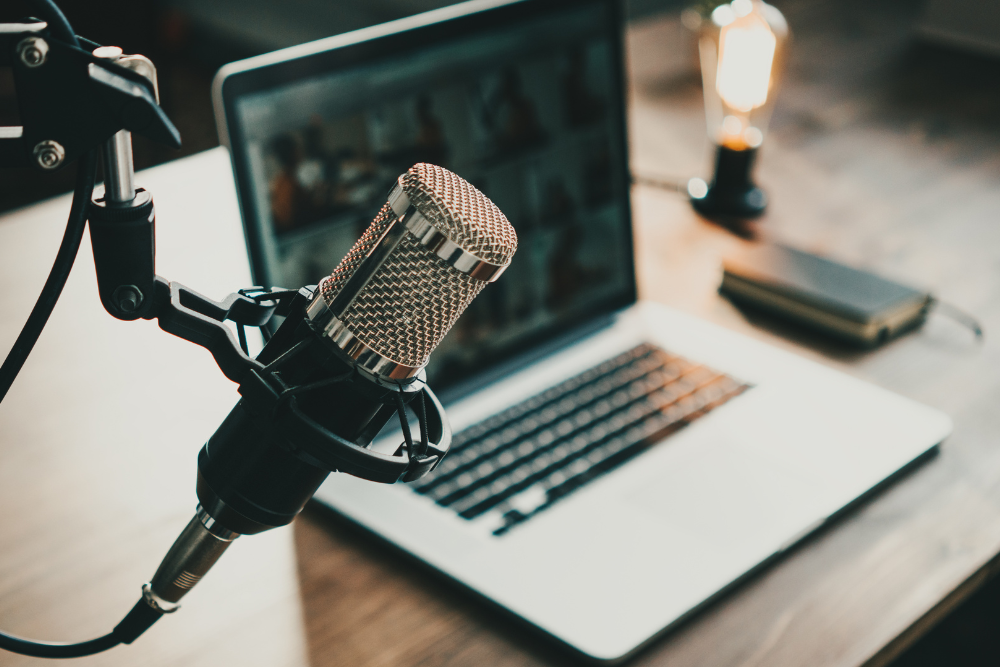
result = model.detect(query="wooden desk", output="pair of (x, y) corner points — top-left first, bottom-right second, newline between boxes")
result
(3, 4), (1000, 666)
(0, 150), (309, 667)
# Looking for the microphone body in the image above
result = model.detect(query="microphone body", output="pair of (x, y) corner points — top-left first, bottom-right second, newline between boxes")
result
(196, 293), (424, 536)
(145, 164), (516, 610)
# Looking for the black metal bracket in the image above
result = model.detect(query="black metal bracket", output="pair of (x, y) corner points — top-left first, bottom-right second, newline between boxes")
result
(88, 189), (157, 319)
(0, 20), (180, 170)
(238, 363), (451, 484)
(148, 278), (452, 482)
(149, 278), (297, 384)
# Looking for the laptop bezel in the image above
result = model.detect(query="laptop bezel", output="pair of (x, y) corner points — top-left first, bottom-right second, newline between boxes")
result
(212, 0), (637, 392)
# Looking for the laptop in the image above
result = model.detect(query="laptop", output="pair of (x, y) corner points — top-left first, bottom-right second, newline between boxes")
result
(212, 0), (952, 661)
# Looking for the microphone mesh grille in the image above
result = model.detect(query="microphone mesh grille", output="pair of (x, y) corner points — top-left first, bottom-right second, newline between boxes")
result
(335, 230), (485, 367)
(318, 164), (516, 370)
(320, 203), (397, 302)
(400, 163), (517, 266)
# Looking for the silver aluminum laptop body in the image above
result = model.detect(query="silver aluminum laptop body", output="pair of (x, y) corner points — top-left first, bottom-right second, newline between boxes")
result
(316, 303), (948, 660)
(213, 0), (952, 660)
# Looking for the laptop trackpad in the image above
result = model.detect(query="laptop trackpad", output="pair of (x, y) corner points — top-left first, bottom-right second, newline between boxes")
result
(624, 438), (827, 557)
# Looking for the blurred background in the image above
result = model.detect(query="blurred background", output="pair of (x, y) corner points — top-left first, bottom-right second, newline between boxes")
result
(2, 0), (998, 218)
(0, 0), (679, 214)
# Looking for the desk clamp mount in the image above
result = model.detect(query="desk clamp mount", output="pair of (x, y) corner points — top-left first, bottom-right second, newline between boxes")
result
(0, 18), (291, 363)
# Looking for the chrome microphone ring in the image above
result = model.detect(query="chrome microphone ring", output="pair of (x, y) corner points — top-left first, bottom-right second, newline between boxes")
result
(388, 180), (509, 283)
(305, 294), (424, 381)
(142, 582), (180, 613)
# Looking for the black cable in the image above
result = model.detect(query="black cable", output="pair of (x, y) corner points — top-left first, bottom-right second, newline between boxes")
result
(0, 149), (97, 403)
(931, 298), (984, 340)
(0, 629), (119, 659)
(0, 597), (165, 658)
(631, 172), (691, 195)
(0, 152), (163, 655)
(0, 3), (166, 658)
(28, 0), (78, 47)
(0, 0), (92, 404)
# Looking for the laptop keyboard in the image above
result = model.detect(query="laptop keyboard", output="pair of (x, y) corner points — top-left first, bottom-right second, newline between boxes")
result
(412, 343), (750, 536)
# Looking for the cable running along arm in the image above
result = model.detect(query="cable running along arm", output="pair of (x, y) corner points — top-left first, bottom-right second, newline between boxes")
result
(0, 0), (179, 657)
(0, 0), (83, 402)
(0, 150), (95, 402)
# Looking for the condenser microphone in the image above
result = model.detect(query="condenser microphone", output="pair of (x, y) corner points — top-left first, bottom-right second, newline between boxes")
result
(141, 164), (517, 614)
(309, 161), (518, 379)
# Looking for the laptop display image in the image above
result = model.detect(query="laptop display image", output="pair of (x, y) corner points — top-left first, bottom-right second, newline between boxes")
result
(214, 0), (951, 660)
(221, 0), (633, 390)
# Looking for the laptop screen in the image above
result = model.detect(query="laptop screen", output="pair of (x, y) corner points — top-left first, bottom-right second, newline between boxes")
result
(225, 0), (634, 389)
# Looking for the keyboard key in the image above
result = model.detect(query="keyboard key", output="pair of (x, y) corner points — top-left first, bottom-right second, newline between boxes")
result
(412, 343), (749, 532)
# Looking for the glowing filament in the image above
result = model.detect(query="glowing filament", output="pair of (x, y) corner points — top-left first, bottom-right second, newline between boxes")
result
(715, 13), (776, 113)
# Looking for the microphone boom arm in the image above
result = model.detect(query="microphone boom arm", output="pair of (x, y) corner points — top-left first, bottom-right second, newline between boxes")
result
(0, 10), (458, 655)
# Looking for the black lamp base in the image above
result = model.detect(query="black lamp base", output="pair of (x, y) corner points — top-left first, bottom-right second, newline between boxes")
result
(691, 145), (768, 220)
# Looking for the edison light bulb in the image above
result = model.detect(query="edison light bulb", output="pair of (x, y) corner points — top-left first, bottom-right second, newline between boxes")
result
(686, 0), (788, 220)
(716, 11), (775, 113)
